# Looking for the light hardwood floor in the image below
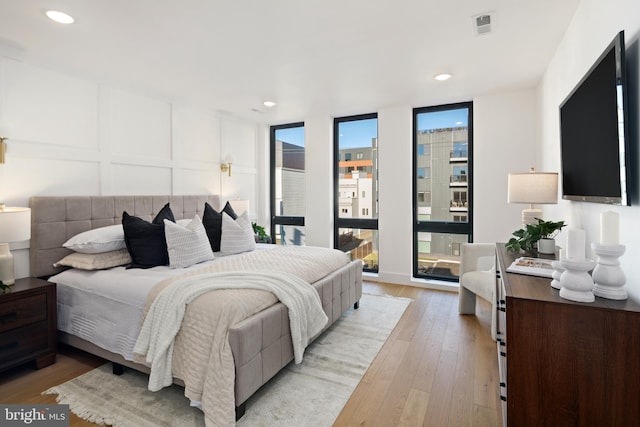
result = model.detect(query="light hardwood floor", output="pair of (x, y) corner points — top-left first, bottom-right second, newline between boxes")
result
(0, 281), (501, 426)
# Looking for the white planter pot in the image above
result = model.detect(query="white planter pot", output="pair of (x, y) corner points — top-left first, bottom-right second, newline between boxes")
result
(537, 238), (555, 255)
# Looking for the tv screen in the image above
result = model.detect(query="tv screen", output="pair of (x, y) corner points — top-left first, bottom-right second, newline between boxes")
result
(559, 30), (630, 205)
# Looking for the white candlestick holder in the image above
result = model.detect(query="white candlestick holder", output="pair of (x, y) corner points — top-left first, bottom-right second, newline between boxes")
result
(591, 243), (627, 300)
(550, 260), (565, 290)
(559, 258), (596, 303)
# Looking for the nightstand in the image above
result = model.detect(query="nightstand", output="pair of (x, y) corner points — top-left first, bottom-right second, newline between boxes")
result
(0, 277), (57, 372)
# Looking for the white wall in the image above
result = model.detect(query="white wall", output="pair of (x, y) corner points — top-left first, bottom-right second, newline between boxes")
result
(304, 116), (333, 247)
(539, 0), (640, 301)
(473, 90), (539, 243)
(377, 105), (413, 286)
(0, 57), (260, 278)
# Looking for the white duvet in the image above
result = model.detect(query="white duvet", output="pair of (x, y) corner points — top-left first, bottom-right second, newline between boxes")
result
(49, 245), (273, 361)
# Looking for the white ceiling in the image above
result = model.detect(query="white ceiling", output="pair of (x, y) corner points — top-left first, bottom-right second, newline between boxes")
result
(0, 0), (580, 124)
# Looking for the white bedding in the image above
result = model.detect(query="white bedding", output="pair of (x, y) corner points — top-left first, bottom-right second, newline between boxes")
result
(51, 259), (215, 360)
(50, 244), (275, 361)
(49, 244), (350, 364)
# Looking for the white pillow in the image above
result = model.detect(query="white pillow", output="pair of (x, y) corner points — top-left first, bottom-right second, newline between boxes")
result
(220, 211), (256, 255)
(63, 224), (126, 254)
(54, 249), (132, 270)
(164, 215), (214, 268)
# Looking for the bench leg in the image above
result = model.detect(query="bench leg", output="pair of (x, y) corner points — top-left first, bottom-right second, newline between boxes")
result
(235, 402), (246, 420)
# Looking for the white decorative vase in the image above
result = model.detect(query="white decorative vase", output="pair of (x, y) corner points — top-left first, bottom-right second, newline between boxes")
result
(559, 258), (596, 303)
(0, 243), (15, 285)
(591, 243), (627, 300)
(537, 238), (555, 254)
(550, 260), (564, 290)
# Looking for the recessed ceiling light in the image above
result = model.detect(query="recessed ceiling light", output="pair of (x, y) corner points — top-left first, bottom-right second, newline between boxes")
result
(434, 73), (452, 81)
(45, 10), (75, 24)
(263, 101), (276, 108)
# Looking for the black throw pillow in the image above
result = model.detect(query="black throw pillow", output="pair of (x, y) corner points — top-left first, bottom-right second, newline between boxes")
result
(202, 201), (239, 252)
(122, 203), (175, 268)
(202, 202), (223, 252)
(222, 201), (238, 220)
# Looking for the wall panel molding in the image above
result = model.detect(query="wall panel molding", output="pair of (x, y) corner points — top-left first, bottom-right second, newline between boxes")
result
(0, 56), (261, 279)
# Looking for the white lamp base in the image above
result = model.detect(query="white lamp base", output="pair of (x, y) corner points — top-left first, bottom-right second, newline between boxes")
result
(521, 208), (542, 226)
(0, 242), (15, 285)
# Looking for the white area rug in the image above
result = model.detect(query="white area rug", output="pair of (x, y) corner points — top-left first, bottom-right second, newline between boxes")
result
(44, 293), (411, 427)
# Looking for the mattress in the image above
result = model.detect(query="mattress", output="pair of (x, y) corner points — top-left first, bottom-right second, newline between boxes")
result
(49, 244), (275, 361)
(53, 260), (205, 360)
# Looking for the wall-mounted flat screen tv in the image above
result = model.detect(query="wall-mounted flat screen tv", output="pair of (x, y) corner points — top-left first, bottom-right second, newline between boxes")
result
(559, 30), (630, 205)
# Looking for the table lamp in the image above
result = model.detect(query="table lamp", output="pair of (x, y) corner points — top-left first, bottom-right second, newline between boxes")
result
(229, 199), (249, 215)
(0, 207), (31, 285)
(507, 168), (558, 225)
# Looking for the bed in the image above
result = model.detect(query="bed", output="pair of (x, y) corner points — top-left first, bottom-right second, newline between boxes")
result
(29, 195), (363, 425)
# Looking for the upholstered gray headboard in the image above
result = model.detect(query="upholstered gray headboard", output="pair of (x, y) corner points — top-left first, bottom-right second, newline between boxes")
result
(30, 195), (221, 278)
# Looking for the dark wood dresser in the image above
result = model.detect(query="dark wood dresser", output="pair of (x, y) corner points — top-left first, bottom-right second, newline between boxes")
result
(495, 243), (640, 426)
(0, 277), (57, 372)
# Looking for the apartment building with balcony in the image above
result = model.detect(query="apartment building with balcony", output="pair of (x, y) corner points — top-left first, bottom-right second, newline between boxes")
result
(416, 126), (469, 264)
(337, 137), (379, 269)
(337, 139), (377, 220)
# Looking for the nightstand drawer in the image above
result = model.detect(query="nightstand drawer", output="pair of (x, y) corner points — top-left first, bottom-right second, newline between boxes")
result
(0, 322), (49, 361)
(0, 294), (47, 333)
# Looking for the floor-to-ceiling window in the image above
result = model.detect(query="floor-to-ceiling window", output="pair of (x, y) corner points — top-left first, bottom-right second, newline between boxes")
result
(334, 114), (378, 272)
(414, 103), (473, 281)
(270, 123), (305, 245)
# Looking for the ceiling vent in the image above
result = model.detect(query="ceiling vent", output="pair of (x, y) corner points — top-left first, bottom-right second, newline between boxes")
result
(473, 13), (494, 36)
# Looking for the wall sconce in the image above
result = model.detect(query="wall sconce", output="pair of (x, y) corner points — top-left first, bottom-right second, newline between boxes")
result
(0, 137), (6, 164)
(220, 162), (232, 177)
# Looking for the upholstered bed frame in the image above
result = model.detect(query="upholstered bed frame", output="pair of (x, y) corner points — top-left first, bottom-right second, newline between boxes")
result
(29, 195), (363, 417)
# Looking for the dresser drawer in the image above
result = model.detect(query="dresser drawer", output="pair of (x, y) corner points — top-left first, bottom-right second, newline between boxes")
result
(0, 294), (47, 333)
(0, 322), (49, 361)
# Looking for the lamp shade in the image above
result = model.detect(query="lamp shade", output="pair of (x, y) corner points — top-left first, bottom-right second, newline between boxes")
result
(507, 172), (558, 204)
(0, 207), (31, 242)
(229, 199), (249, 215)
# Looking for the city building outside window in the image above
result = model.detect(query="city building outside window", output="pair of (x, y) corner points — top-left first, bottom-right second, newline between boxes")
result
(334, 114), (379, 273)
(413, 102), (473, 281)
(270, 123), (305, 245)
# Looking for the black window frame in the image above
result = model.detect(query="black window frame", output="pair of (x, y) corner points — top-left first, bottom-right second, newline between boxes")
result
(412, 102), (474, 281)
(333, 113), (379, 273)
(270, 122), (305, 244)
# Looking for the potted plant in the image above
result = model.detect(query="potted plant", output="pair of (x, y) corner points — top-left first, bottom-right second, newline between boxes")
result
(0, 281), (10, 294)
(252, 222), (272, 244)
(505, 218), (566, 254)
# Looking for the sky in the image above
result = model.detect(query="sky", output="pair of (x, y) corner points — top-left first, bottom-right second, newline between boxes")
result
(274, 108), (468, 148)
(275, 126), (305, 148)
(338, 118), (377, 149)
(417, 108), (468, 131)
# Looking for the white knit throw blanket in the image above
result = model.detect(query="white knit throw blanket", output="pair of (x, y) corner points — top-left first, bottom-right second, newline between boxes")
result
(133, 270), (329, 393)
